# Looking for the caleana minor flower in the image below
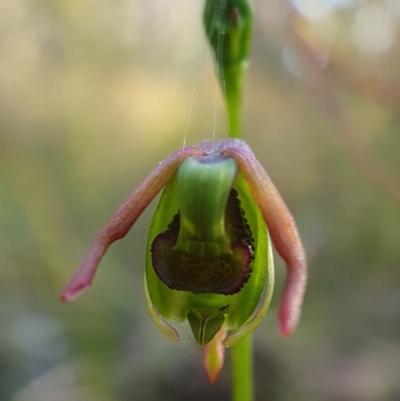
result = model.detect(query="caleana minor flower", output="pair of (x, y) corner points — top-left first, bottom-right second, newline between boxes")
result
(61, 139), (306, 357)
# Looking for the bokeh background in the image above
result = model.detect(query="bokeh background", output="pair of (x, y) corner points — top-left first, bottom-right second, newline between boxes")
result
(1, 0), (400, 400)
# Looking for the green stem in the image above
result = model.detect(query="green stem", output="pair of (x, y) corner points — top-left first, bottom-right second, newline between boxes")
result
(231, 333), (254, 401)
(203, 0), (252, 140)
(225, 71), (243, 139)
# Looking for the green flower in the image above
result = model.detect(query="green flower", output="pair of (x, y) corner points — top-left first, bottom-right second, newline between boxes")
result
(61, 139), (307, 349)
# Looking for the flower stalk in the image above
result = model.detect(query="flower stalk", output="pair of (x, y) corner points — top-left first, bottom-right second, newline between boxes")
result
(232, 335), (253, 401)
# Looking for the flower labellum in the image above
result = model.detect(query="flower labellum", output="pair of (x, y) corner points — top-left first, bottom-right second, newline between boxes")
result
(61, 139), (307, 351)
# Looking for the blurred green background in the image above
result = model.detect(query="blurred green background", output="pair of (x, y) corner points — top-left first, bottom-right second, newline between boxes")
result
(1, 0), (400, 400)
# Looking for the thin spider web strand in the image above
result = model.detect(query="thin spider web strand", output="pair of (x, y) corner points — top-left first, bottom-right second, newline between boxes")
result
(182, 45), (206, 149)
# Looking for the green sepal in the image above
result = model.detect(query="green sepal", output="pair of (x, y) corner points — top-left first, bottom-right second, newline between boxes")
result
(223, 235), (274, 348)
(145, 172), (187, 323)
(144, 275), (180, 343)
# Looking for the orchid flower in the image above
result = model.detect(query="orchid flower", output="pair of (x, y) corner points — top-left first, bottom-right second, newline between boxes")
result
(61, 139), (307, 354)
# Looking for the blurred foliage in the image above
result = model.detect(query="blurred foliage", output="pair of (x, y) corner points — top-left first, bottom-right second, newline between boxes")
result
(1, 0), (400, 400)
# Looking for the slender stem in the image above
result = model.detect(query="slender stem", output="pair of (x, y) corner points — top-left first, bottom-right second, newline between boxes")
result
(203, 0), (252, 140)
(225, 69), (243, 139)
(231, 334), (254, 401)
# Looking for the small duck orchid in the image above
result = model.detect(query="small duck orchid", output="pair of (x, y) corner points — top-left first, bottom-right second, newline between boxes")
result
(61, 139), (307, 351)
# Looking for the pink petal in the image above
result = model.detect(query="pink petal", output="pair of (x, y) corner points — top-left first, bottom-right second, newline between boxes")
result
(222, 140), (307, 336)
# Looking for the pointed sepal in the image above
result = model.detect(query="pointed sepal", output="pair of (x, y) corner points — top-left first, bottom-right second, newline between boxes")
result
(144, 275), (180, 343)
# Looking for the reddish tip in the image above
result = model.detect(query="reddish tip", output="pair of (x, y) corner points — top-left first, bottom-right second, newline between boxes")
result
(206, 371), (220, 384)
(203, 328), (226, 383)
(278, 317), (295, 337)
(60, 282), (90, 303)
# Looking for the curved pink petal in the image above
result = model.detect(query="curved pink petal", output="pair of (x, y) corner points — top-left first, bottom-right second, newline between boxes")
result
(61, 146), (206, 302)
(221, 140), (307, 336)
